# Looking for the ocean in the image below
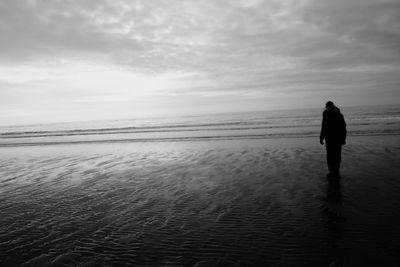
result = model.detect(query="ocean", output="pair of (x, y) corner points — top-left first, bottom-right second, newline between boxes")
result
(1, 104), (400, 147)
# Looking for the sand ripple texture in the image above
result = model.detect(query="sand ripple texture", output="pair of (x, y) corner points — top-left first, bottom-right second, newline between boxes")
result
(1, 137), (400, 266)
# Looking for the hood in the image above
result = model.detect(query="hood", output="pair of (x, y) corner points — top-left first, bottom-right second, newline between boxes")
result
(324, 106), (341, 115)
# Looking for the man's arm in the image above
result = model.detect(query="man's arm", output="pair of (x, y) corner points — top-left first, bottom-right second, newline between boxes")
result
(341, 114), (347, 145)
(320, 112), (327, 145)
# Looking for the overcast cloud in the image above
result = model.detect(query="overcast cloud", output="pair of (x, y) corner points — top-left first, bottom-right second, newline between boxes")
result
(1, 0), (399, 124)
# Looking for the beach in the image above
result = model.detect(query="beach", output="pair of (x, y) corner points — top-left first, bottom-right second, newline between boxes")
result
(1, 0), (400, 264)
(1, 134), (400, 266)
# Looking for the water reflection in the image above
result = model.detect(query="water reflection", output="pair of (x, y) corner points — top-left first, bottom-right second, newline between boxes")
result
(323, 177), (346, 266)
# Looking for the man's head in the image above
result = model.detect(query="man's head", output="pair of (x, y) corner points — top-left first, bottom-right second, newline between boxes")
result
(325, 101), (335, 112)
(325, 101), (334, 108)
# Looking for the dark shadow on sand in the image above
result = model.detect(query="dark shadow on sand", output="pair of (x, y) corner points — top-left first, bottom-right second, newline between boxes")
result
(322, 176), (346, 266)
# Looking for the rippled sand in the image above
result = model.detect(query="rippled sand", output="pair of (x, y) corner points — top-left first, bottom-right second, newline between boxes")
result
(1, 136), (400, 266)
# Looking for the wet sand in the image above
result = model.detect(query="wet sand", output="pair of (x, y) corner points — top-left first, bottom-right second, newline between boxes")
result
(0, 136), (400, 266)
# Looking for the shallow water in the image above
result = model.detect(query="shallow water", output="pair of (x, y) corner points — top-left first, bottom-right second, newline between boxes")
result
(1, 136), (399, 266)
(1, 105), (400, 147)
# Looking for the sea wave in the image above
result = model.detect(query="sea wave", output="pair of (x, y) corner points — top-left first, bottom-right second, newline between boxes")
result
(1, 105), (400, 147)
(1, 130), (400, 147)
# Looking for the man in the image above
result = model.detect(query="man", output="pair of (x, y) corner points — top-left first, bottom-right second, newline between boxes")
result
(320, 101), (347, 178)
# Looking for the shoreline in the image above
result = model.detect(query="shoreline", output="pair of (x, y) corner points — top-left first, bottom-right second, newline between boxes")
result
(1, 132), (400, 148)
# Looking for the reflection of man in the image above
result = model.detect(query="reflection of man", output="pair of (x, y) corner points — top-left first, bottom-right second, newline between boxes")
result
(320, 101), (347, 178)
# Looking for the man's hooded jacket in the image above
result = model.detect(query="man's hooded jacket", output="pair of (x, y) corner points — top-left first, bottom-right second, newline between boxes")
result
(320, 106), (347, 145)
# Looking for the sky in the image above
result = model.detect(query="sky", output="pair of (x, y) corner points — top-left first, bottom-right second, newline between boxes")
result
(0, 0), (399, 125)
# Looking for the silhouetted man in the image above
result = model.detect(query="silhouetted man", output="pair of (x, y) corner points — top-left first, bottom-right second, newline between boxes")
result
(320, 101), (346, 178)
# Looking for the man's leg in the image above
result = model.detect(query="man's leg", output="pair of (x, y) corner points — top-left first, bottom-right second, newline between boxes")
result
(332, 144), (342, 177)
(326, 143), (334, 175)
(335, 145), (342, 176)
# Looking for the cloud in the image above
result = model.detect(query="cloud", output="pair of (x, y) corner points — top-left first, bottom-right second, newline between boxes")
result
(0, 0), (399, 124)
(1, 0), (399, 72)
(296, 0), (400, 68)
